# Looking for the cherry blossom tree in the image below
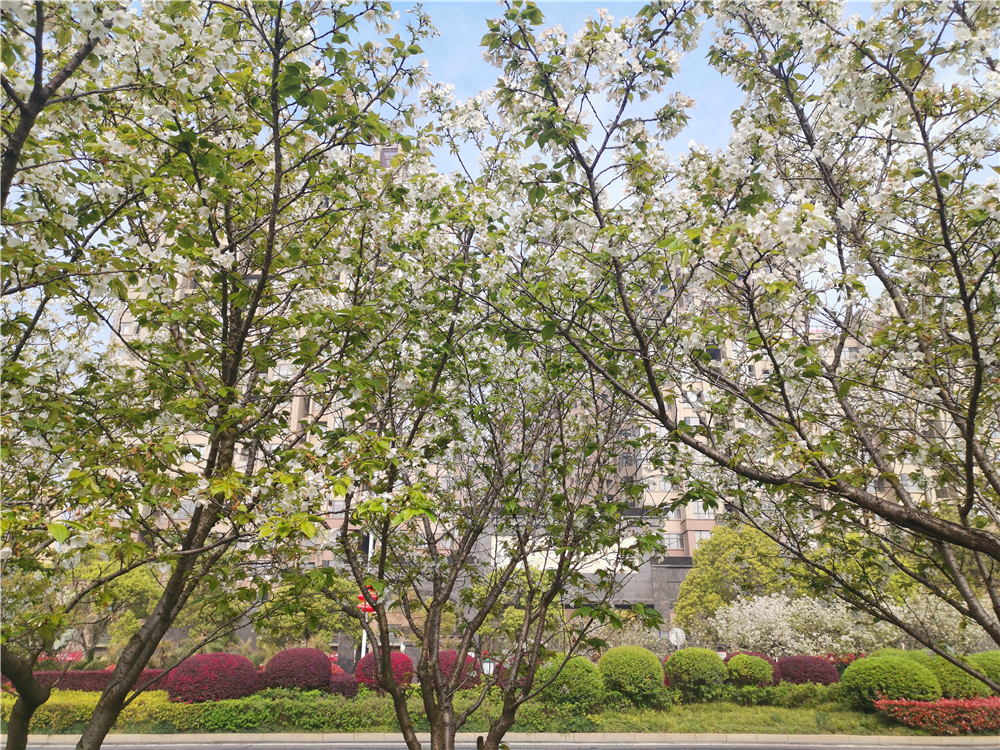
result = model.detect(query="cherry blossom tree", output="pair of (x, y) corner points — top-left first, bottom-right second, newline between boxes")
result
(462, 0), (999, 689)
(2, 2), (433, 748)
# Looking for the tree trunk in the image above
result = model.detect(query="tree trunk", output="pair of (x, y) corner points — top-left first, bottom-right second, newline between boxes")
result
(0, 650), (51, 750)
(430, 703), (456, 750)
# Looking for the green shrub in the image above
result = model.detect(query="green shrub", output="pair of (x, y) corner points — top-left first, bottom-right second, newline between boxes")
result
(726, 654), (773, 688)
(840, 656), (941, 709)
(662, 648), (726, 703)
(967, 651), (1000, 694)
(536, 655), (605, 712)
(597, 646), (665, 708)
(720, 682), (838, 708)
(868, 648), (933, 667)
(927, 658), (992, 699)
(0, 690), (97, 734)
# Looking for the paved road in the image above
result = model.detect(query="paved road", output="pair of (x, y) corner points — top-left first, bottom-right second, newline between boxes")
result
(15, 743), (974, 750)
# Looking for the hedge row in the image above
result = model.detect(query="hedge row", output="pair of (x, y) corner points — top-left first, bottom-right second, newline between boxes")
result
(6, 670), (167, 693)
(874, 697), (1000, 735)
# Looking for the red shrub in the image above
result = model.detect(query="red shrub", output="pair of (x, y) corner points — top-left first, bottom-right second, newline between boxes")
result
(777, 655), (840, 685)
(262, 648), (331, 691)
(661, 655), (671, 686)
(355, 651), (414, 691)
(724, 651), (781, 685)
(875, 697), (1000, 735)
(26, 670), (165, 692)
(330, 672), (359, 698)
(330, 662), (345, 676)
(494, 661), (529, 691)
(166, 653), (258, 703)
(439, 650), (481, 689)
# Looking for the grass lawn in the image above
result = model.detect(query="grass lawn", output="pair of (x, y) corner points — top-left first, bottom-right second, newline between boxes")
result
(592, 702), (921, 735)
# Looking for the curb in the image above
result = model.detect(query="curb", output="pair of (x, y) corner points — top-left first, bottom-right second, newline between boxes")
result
(3, 734), (998, 746)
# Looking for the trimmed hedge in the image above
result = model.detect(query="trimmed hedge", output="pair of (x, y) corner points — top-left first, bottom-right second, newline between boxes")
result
(355, 651), (414, 692)
(660, 648), (724, 703)
(840, 656), (941, 709)
(438, 650), (480, 690)
(723, 651), (780, 685)
(536, 655), (605, 712)
(330, 662), (345, 676)
(329, 673), (359, 698)
(874, 696), (1000, 735)
(9, 670), (167, 693)
(599, 646), (665, 707)
(967, 651), (1000, 693)
(262, 648), (331, 691)
(868, 648), (933, 667)
(726, 654), (773, 688)
(776, 655), (840, 686)
(167, 653), (259, 703)
(927, 658), (992, 699)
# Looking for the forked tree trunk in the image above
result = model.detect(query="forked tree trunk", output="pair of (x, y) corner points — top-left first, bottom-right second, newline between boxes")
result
(0, 650), (51, 750)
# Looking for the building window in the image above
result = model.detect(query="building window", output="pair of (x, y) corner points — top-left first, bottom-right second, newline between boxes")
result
(379, 147), (399, 168)
(658, 476), (671, 492)
(664, 507), (682, 521)
(691, 504), (716, 520)
(694, 530), (712, 546)
(664, 534), (684, 550)
(683, 416), (700, 427)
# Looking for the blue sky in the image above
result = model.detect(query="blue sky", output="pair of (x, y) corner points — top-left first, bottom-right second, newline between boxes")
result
(387, 1), (873, 168)
(406, 1), (741, 156)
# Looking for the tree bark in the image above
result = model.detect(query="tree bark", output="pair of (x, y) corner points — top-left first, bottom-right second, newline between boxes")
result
(1, 649), (51, 750)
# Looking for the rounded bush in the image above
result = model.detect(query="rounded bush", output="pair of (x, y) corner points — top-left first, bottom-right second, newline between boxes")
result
(439, 650), (481, 689)
(536, 655), (605, 712)
(724, 651), (780, 685)
(928, 657), (992, 699)
(355, 651), (414, 691)
(166, 653), (259, 703)
(330, 662), (345, 676)
(967, 651), (1000, 693)
(776, 655), (840, 685)
(840, 656), (942, 709)
(598, 646), (665, 707)
(661, 647), (725, 703)
(262, 648), (331, 691)
(868, 647), (933, 667)
(726, 654), (774, 688)
(329, 672), (359, 698)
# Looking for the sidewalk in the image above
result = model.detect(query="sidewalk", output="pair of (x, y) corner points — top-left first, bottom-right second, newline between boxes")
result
(4, 733), (998, 746)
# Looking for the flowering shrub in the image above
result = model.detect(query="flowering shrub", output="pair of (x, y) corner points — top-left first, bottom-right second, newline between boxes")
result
(262, 648), (331, 691)
(725, 654), (773, 688)
(776, 655), (839, 685)
(660, 648), (724, 703)
(927, 658), (992, 699)
(724, 651), (780, 685)
(355, 651), (414, 691)
(874, 697), (1000, 735)
(840, 656), (941, 709)
(167, 653), (259, 703)
(438, 650), (480, 689)
(329, 672), (359, 698)
(25, 670), (165, 692)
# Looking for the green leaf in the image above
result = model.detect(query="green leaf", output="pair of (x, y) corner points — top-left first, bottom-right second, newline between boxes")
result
(541, 321), (556, 341)
(48, 523), (70, 543)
